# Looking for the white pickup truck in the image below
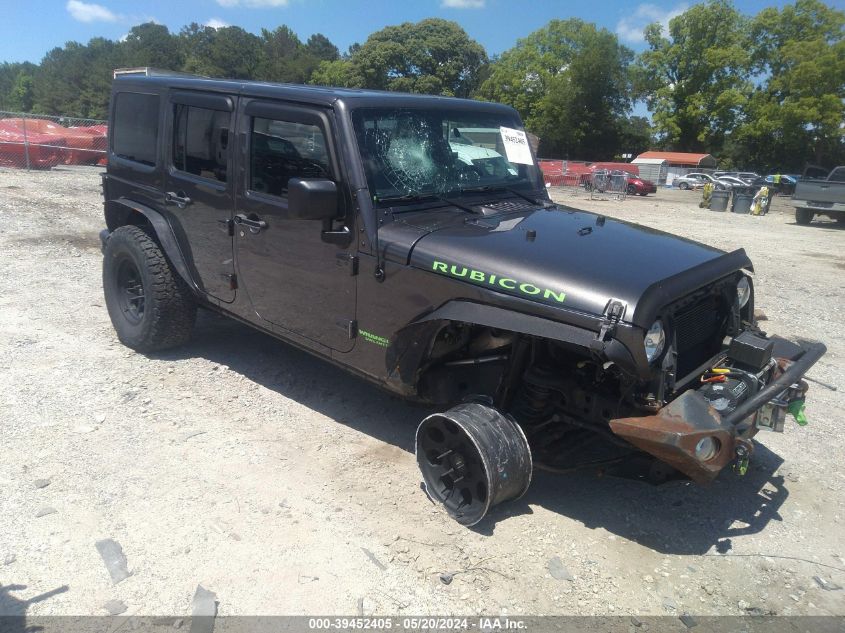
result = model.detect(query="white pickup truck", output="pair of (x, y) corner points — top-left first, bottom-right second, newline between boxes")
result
(792, 166), (845, 225)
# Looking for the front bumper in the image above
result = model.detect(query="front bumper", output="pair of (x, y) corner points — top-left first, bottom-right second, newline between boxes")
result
(609, 340), (826, 483)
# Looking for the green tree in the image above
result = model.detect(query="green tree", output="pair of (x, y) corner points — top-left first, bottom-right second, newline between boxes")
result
(306, 34), (339, 62)
(311, 58), (365, 88)
(479, 19), (634, 159)
(121, 22), (183, 70)
(634, 0), (751, 154)
(9, 71), (35, 112)
(617, 115), (654, 158)
(256, 27), (339, 84)
(732, 0), (845, 170)
(181, 24), (262, 79)
(33, 38), (121, 118)
(0, 62), (38, 111)
(312, 18), (487, 97)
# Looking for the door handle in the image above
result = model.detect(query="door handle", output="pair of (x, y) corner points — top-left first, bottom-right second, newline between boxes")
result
(234, 213), (268, 233)
(165, 191), (192, 209)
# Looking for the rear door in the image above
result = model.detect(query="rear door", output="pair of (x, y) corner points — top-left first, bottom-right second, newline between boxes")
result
(234, 98), (357, 352)
(165, 91), (236, 302)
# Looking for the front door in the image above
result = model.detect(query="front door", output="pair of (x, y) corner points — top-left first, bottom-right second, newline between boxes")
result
(234, 99), (356, 352)
(165, 90), (236, 302)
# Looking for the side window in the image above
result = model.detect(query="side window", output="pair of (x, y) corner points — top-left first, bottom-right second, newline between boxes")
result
(172, 105), (229, 182)
(112, 92), (159, 166)
(250, 117), (331, 197)
(828, 167), (845, 182)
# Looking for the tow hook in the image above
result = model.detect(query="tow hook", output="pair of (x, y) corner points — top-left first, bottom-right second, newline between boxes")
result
(734, 441), (752, 476)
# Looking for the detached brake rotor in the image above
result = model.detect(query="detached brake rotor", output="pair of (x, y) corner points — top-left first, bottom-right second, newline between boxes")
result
(416, 402), (532, 526)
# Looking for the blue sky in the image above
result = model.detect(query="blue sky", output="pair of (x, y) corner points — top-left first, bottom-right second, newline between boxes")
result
(0, 0), (807, 65)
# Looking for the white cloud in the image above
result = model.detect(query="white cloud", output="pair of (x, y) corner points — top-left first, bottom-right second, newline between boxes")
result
(616, 3), (688, 44)
(205, 18), (230, 29)
(66, 0), (119, 22)
(216, 0), (290, 7)
(441, 0), (485, 8)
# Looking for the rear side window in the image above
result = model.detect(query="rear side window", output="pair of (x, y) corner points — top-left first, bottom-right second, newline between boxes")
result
(112, 92), (159, 166)
(173, 104), (230, 183)
(829, 167), (845, 182)
(250, 117), (331, 197)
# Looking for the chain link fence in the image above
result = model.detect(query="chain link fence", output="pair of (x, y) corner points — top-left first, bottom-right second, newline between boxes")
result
(585, 169), (628, 201)
(0, 111), (108, 170)
(537, 159), (590, 198)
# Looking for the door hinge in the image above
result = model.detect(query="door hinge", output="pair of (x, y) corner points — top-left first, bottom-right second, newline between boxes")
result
(336, 252), (359, 276)
(228, 273), (238, 290)
(590, 298), (627, 353)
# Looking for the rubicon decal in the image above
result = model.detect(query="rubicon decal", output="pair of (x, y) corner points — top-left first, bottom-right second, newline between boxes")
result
(432, 261), (566, 303)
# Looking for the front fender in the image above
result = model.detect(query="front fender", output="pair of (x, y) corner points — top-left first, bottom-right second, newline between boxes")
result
(385, 300), (643, 395)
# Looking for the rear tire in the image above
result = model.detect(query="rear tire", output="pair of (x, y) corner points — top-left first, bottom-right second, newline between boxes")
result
(795, 208), (814, 225)
(103, 225), (196, 352)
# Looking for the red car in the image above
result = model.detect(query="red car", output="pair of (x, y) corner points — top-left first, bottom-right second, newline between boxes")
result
(0, 121), (67, 169)
(625, 175), (657, 196)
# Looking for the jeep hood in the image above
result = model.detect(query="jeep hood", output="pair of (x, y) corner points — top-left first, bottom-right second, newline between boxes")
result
(383, 203), (751, 326)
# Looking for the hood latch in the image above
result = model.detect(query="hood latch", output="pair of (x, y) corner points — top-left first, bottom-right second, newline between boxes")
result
(590, 299), (627, 354)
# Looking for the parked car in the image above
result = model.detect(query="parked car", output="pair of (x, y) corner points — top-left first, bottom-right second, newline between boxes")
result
(764, 174), (797, 195)
(99, 71), (826, 526)
(674, 172), (719, 190)
(792, 166), (845, 225)
(625, 175), (657, 195)
(716, 176), (752, 190)
(0, 121), (67, 168)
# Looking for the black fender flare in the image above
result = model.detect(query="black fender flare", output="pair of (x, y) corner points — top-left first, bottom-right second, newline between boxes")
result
(104, 198), (199, 293)
(386, 300), (642, 394)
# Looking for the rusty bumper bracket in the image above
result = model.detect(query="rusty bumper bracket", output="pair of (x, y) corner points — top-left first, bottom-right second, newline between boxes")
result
(609, 341), (827, 484)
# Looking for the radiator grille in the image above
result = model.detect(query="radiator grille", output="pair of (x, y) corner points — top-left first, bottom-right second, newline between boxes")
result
(674, 295), (721, 376)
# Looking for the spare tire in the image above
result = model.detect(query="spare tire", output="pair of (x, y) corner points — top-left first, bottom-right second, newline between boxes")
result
(416, 402), (532, 526)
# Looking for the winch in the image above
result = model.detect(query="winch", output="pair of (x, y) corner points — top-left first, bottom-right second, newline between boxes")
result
(698, 331), (807, 432)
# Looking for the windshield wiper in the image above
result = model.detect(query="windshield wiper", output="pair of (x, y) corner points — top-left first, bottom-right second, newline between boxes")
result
(381, 192), (479, 214)
(460, 185), (554, 208)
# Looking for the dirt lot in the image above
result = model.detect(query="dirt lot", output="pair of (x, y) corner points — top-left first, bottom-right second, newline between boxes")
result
(1, 167), (844, 619)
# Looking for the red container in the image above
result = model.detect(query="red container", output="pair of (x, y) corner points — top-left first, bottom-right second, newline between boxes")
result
(0, 118), (104, 165)
(0, 121), (68, 168)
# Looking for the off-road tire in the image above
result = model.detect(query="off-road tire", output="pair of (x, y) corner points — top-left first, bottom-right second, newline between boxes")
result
(103, 225), (196, 352)
(795, 208), (814, 225)
(678, 182), (690, 190)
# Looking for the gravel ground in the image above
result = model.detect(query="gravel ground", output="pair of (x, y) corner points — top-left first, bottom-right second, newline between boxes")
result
(1, 167), (843, 619)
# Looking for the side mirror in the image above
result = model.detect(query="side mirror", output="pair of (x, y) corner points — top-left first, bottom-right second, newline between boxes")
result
(287, 178), (338, 220)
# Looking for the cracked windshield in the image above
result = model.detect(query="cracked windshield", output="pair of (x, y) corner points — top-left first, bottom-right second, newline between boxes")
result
(351, 108), (544, 204)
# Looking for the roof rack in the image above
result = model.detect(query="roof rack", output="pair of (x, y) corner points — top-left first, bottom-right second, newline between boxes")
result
(113, 67), (203, 79)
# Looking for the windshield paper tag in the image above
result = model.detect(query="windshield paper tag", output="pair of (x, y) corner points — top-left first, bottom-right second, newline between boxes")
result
(499, 126), (533, 165)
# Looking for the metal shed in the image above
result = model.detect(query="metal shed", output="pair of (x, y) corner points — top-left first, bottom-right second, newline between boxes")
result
(631, 157), (668, 184)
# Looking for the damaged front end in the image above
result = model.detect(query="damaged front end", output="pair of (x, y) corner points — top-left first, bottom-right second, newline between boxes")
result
(610, 332), (826, 483)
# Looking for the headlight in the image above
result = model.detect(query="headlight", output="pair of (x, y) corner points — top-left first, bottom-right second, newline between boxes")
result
(737, 277), (751, 308)
(644, 319), (665, 363)
(694, 436), (720, 461)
